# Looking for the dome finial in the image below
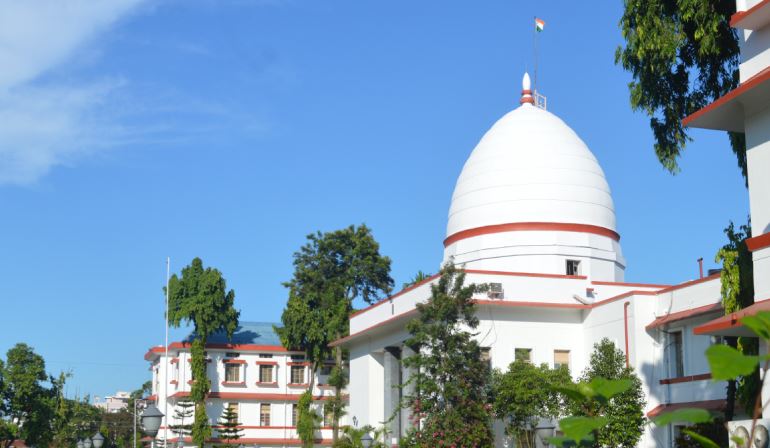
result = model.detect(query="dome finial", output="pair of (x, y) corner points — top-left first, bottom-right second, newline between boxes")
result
(520, 72), (535, 105)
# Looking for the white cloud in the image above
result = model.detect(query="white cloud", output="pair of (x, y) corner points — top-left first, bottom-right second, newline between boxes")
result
(0, 0), (145, 185)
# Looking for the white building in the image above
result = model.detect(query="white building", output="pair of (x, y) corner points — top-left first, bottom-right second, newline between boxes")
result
(333, 74), (737, 447)
(144, 322), (343, 447)
(95, 391), (131, 413)
(682, 0), (770, 442)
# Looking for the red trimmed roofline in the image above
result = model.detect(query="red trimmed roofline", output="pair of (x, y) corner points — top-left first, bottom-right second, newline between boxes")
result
(747, 232), (770, 252)
(168, 391), (345, 401)
(646, 399), (726, 418)
(730, 0), (770, 28)
(683, 66), (770, 129)
(655, 272), (721, 294)
(591, 280), (670, 289)
(444, 222), (620, 247)
(694, 298), (770, 335)
(145, 343), (295, 361)
(350, 273), (440, 318)
(646, 303), (723, 330)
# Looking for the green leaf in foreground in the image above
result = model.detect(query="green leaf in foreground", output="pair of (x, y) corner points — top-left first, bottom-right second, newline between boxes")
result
(741, 311), (770, 340)
(589, 377), (633, 400)
(652, 408), (713, 427)
(683, 429), (720, 448)
(705, 344), (759, 380)
(559, 416), (607, 442)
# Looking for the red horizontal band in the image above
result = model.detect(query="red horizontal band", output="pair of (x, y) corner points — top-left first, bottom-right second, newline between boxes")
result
(443, 222), (620, 247)
(747, 232), (770, 252)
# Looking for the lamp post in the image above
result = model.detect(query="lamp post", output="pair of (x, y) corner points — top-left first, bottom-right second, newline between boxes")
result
(361, 433), (373, 448)
(76, 440), (84, 448)
(92, 433), (105, 448)
(141, 403), (165, 448)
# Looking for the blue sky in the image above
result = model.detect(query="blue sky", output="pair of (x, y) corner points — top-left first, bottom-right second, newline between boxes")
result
(0, 0), (748, 400)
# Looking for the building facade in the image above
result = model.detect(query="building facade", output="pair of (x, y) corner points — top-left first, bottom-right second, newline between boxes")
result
(334, 74), (737, 447)
(144, 322), (343, 447)
(684, 0), (770, 443)
(94, 391), (131, 413)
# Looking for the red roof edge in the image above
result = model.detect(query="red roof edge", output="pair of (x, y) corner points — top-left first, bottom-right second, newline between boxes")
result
(730, 0), (770, 27)
(647, 399), (726, 418)
(646, 303), (723, 330)
(747, 231), (770, 252)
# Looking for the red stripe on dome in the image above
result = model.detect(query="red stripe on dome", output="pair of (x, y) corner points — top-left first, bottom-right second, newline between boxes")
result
(443, 222), (620, 247)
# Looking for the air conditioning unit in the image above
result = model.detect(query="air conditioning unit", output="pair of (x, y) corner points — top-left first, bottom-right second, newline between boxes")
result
(487, 283), (504, 300)
(728, 419), (769, 448)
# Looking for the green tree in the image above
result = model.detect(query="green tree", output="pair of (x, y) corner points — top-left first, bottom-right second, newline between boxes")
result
(715, 219), (756, 421)
(0, 343), (62, 448)
(493, 361), (571, 448)
(167, 258), (240, 448)
(616, 0), (746, 179)
(296, 391), (320, 448)
(278, 225), (393, 444)
(215, 405), (242, 447)
(402, 271), (431, 289)
(569, 338), (645, 447)
(169, 400), (194, 443)
(333, 425), (385, 448)
(401, 262), (494, 447)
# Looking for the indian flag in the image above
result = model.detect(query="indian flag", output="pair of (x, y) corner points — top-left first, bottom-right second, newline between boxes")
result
(535, 18), (545, 32)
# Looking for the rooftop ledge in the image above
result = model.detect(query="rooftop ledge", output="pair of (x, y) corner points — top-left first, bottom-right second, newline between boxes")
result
(682, 65), (770, 132)
(731, 0), (770, 30)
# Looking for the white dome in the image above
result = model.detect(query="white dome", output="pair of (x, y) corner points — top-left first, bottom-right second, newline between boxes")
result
(446, 103), (617, 240)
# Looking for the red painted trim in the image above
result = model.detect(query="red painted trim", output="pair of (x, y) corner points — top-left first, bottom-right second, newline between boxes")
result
(659, 373), (712, 385)
(747, 232), (770, 252)
(169, 380), (178, 385)
(350, 274), (440, 318)
(256, 381), (279, 387)
(646, 303), (723, 330)
(593, 290), (657, 307)
(186, 358), (212, 363)
(655, 272), (721, 294)
(168, 391), (344, 401)
(730, 0), (770, 27)
(287, 383), (309, 388)
(287, 362), (311, 366)
(223, 359), (246, 364)
(331, 309), (420, 347)
(683, 66), (770, 127)
(170, 358), (179, 364)
(255, 361), (278, 366)
(464, 269), (587, 280)
(474, 299), (589, 309)
(646, 399), (726, 418)
(146, 343), (295, 360)
(591, 280), (671, 288)
(443, 222), (620, 247)
(624, 302), (631, 368)
(220, 381), (247, 387)
(146, 394), (157, 401)
(694, 298), (770, 335)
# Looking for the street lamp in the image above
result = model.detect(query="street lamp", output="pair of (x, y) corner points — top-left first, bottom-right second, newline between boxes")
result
(76, 439), (84, 448)
(360, 433), (373, 448)
(140, 403), (165, 437)
(92, 432), (105, 448)
(83, 438), (92, 448)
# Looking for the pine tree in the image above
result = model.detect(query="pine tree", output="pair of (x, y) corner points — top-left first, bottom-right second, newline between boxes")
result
(169, 400), (194, 443)
(401, 261), (494, 447)
(216, 405), (242, 447)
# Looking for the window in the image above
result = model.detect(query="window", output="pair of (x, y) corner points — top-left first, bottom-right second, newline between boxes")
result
(290, 365), (305, 384)
(258, 353), (273, 359)
(554, 350), (570, 370)
(669, 331), (684, 377)
(480, 347), (491, 369)
(291, 354), (306, 361)
(227, 402), (238, 418)
(320, 365), (333, 376)
(566, 260), (581, 276)
(225, 363), (240, 382)
(515, 348), (532, 363)
(259, 403), (271, 426)
(259, 364), (273, 383)
(323, 405), (334, 427)
(292, 404), (298, 427)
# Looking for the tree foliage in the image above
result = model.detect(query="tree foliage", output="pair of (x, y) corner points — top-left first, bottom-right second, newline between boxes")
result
(402, 271), (431, 290)
(568, 339), (645, 447)
(215, 404), (242, 446)
(492, 361), (571, 448)
(278, 224), (392, 443)
(401, 262), (493, 447)
(169, 400), (194, 442)
(616, 0), (745, 179)
(296, 391), (320, 448)
(0, 343), (63, 448)
(333, 425), (385, 448)
(715, 219), (756, 420)
(167, 257), (240, 448)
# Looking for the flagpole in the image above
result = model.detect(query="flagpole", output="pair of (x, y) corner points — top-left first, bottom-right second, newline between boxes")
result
(533, 16), (539, 93)
(164, 257), (170, 448)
